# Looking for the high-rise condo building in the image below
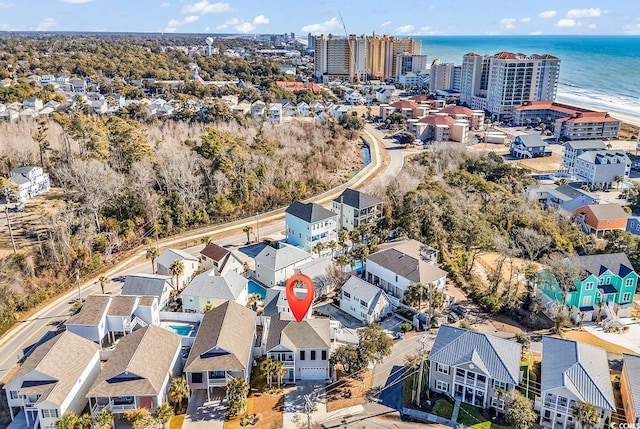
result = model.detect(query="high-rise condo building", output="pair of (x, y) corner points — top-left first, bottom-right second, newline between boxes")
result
(395, 53), (428, 79)
(460, 51), (560, 120)
(429, 60), (461, 92)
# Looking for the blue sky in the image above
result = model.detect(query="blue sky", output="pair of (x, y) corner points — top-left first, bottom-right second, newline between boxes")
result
(0, 0), (639, 35)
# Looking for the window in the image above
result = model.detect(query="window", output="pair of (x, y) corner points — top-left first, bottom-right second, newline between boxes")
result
(585, 282), (594, 290)
(435, 380), (448, 392)
(300, 350), (306, 360)
(322, 350), (327, 360)
(599, 277), (604, 285)
(343, 291), (351, 299)
(605, 277), (611, 284)
(494, 380), (506, 390)
(436, 363), (449, 375)
(583, 296), (592, 306)
(623, 292), (632, 302)
(9, 391), (18, 400)
(360, 299), (367, 307)
(311, 350), (316, 360)
(192, 373), (203, 383)
(626, 278), (634, 287)
(41, 409), (59, 419)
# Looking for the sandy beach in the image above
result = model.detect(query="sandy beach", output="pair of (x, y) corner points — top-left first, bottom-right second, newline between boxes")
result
(556, 92), (640, 128)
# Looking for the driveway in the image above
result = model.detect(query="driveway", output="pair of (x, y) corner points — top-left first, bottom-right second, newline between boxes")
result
(314, 303), (364, 329)
(379, 314), (404, 335)
(283, 381), (326, 429)
(183, 389), (225, 429)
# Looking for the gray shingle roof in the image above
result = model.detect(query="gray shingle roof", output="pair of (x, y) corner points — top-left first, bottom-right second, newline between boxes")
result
(285, 201), (336, 223)
(181, 269), (247, 301)
(341, 277), (389, 314)
(87, 325), (181, 398)
(549, 185), (592, 202)
(429, 325), (522, 385)
(366, 248), (446, 284)
(255, 242), (311, 271)
(564, 140), (607, 151)
(578, 203), (629, 221)
(623, 354), (640, 417)
(107, 295), (138, 317)
(541, 336), (615, 411)
(10, 175), (31, 186)
(156, 248), (198, 269)
(9, 331), (99, 406)
(67, 295), (111, 326)
(122, 274), (173, 300)
(576, 253), (634, 278)
(10, 166), (38, 175)
(185, 301), (255, 373)
(333, 188), (382, 209)
(265, 314), (331, 352)
(200, 243), (230, 261)
(577, 150), (629, 165)
(515, 134), (547, 148)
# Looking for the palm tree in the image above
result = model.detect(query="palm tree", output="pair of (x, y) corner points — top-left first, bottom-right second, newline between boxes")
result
(225, 377), (250, 417)
(155, 402), (174, 427)
(98, 275), (110, 294)
(349, 229), (361, 247)
(338, 229), (349, 253)
(494, 388), (506, 417)
(274, 360), (286, 388)
(572, 401), (600, 429)
(596, 301), (604, 323)
(352, 244), (369, 274)
(146, 246), (159, 274)
(94, 408), (114, 429)
(55, 412), (79, 429)
(327, 240), (338, 257)
(405, 282), (427, 312)
(200, 235), (212, 245)
(242, 225), (253, 244)
(578, 312), (586, 330)
(260, 358), (276, 387)
(313, 241), (326, 256)
(168, 377), (189, 412)
(170, 259), (185, 291)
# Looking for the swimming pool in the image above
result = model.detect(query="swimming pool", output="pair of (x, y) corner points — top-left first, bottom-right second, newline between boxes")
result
(248, 280), (267, 299)
(343, 260), (363, 273)
(169, 325), (193, 336)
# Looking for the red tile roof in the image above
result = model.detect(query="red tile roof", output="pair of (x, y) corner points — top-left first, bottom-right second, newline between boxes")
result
(391, 101), (419, 110)
(275, 81), (322, 93)
(418, 115), (456, 126)
(440, 106), (474, 117)
(516, 101), (619, 123)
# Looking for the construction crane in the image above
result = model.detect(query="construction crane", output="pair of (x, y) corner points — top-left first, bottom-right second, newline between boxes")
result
(338, 11), (361, 85)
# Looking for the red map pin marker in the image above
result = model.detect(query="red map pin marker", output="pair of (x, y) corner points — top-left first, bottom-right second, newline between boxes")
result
(285, 273), (314, 322)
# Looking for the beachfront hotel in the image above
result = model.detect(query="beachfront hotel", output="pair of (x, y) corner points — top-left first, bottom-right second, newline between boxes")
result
(460, 52), (560, 120)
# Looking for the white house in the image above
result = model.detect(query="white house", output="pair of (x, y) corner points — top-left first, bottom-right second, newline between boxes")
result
(285, 201), (338, 252)
(65, 295), (112, 348)
(340, 276), (393, 324)
(297, 101), (310, 117)
(4, 332), (101, 429)
(268, 103), (283, 123)
(199, 242), (243, 274)
(8, 166), (51, 203)
(121, 274), (174, 310)
(263, 314), (331, 383)
(87, 325), (182, 417)
(181, 268), (248, 313)
(156, 248), (199, 290)
(365, 238), (446, 302)
(23, 97), (43, 111)
(254, 242), (313, 287)
(251, 100), (266, 118)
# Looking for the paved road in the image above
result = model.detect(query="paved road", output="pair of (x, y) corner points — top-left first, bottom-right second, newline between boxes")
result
(0, 123), (411, 382)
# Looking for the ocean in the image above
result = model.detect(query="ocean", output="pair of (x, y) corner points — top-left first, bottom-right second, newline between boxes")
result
(414, 35), (640, 125)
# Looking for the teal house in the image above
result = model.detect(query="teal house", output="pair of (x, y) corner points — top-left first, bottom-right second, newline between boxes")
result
(538, 253), (637, 320)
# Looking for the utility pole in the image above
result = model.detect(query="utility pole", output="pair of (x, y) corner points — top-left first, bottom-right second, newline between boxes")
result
(304, 394), (313, 429)
(255, 212), (260, 242)
(75, 269), (82, 302)
(416, 333), (429, 407)
(5, 205), (16, 255)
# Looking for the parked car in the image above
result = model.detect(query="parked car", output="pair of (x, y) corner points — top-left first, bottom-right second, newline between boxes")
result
(450, 304), (468, 317)
(447, 311), (460, 322)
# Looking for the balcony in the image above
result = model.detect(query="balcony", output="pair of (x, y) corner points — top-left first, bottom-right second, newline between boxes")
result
(91, 399), (137, 414)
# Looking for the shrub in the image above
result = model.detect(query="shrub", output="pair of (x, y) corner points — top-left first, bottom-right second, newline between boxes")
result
(401, 322), (413, 332)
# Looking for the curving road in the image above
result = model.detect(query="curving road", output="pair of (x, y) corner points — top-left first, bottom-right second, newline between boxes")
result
(0, 123), (416, 382)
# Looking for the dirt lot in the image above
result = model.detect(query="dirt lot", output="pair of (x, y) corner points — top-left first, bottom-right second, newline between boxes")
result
(477, 252), (544, 283)
(326, 370), (373, 412)
(507, 152), (562, 173)
(564, 330), (637, 355)
(223, 393), (284, 429)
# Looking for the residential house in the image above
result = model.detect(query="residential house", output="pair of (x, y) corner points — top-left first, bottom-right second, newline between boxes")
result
(573, 151), (630, 190)
(365, 238), (446, 302)
(296, 101), (310, 117)
(527, 184), (598, 214)
(65, 295), (112, 348)
(91, 99), (108, 115)
(121, 274), (174, 310)
(8, 166), (51, 203)
(627, 217), (640, 236)
(537, 253), (638, 321)
(185, 301), (256, 401)
(4, 332), (101, 429)
(87, 325), (182, 416)
(40, 75), (55, 85)
(294, 255), (333, 297)
(429, 325), (522, 411)
(200, 242), (243, 274)
(538, 336), (615, 429)
(621, 353), (640, 424)
(23, 97), (43, 111)
(251, 100), (266, 119)
(232, 99), (251, 115)
(181, 268), (248, 313)
(254, 242), (313, 287)
(156, 248), (199, 290)
(263, 314), (331, 383)
(345, 89), (363, 104)
(340, 276), (393, 324)
(509, 134), (552, 159)
(440, 105), (485, 130)
(332, 188), (383, 231)
(268, 102), (283, 123)
(0, 108), (19, 122)
(561, 140), (607, 172)
(285, 201), (338, 253)
(70, 78), (87, 93)
(575, 203), (629, 239)
(274, 99), (295, 118)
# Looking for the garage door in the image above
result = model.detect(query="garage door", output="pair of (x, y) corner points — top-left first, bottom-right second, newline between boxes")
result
(300, 368), (326, 380)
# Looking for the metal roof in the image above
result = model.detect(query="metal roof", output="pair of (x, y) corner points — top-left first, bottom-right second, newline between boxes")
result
(623, 353), (640, 417)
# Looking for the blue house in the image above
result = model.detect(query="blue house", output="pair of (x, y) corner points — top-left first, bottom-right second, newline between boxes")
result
(285, 201), (338, 253)
(627, 217), (640, 236)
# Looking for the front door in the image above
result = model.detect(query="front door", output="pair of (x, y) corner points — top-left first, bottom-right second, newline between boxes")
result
(288, 369), (294, 381)
(139, 396), (153, 410)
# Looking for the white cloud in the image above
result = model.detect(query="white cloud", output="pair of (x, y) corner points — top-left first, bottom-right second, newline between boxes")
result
(204, 25), (210, 31)
(499, 18), (517, 30)
(624, 22), (640, 34)
(225, 17), (241, 25)
(521, 17), (531, 23)
(252, 15), (269, 25)
(538, 10), (557, 19)
(530, 31), (544, 35)
(396, 24), (415, 34)
(215, 24), (228, 30)
(381, 20), (391, 28)
(160, 2), (170, 7)
(164, 15), (200, 32)
(0, 2), (14, 8)
(567, 8), (603, 18)
(556, 18), (580, 28)
(181, 1), (232, 15)
(235, 22), (254, 33)
(300, 17), (341, 34)
(60, 0), (94, 3)
(36, 17), (56, 30)
(587, 23), (597, 29)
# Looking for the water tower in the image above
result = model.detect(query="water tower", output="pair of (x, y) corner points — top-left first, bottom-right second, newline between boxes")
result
(205, 37), (214, 56)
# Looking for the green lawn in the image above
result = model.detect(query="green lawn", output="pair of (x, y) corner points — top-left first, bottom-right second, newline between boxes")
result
(431, 398), (454, 419)
(457, 403), (511, 429)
